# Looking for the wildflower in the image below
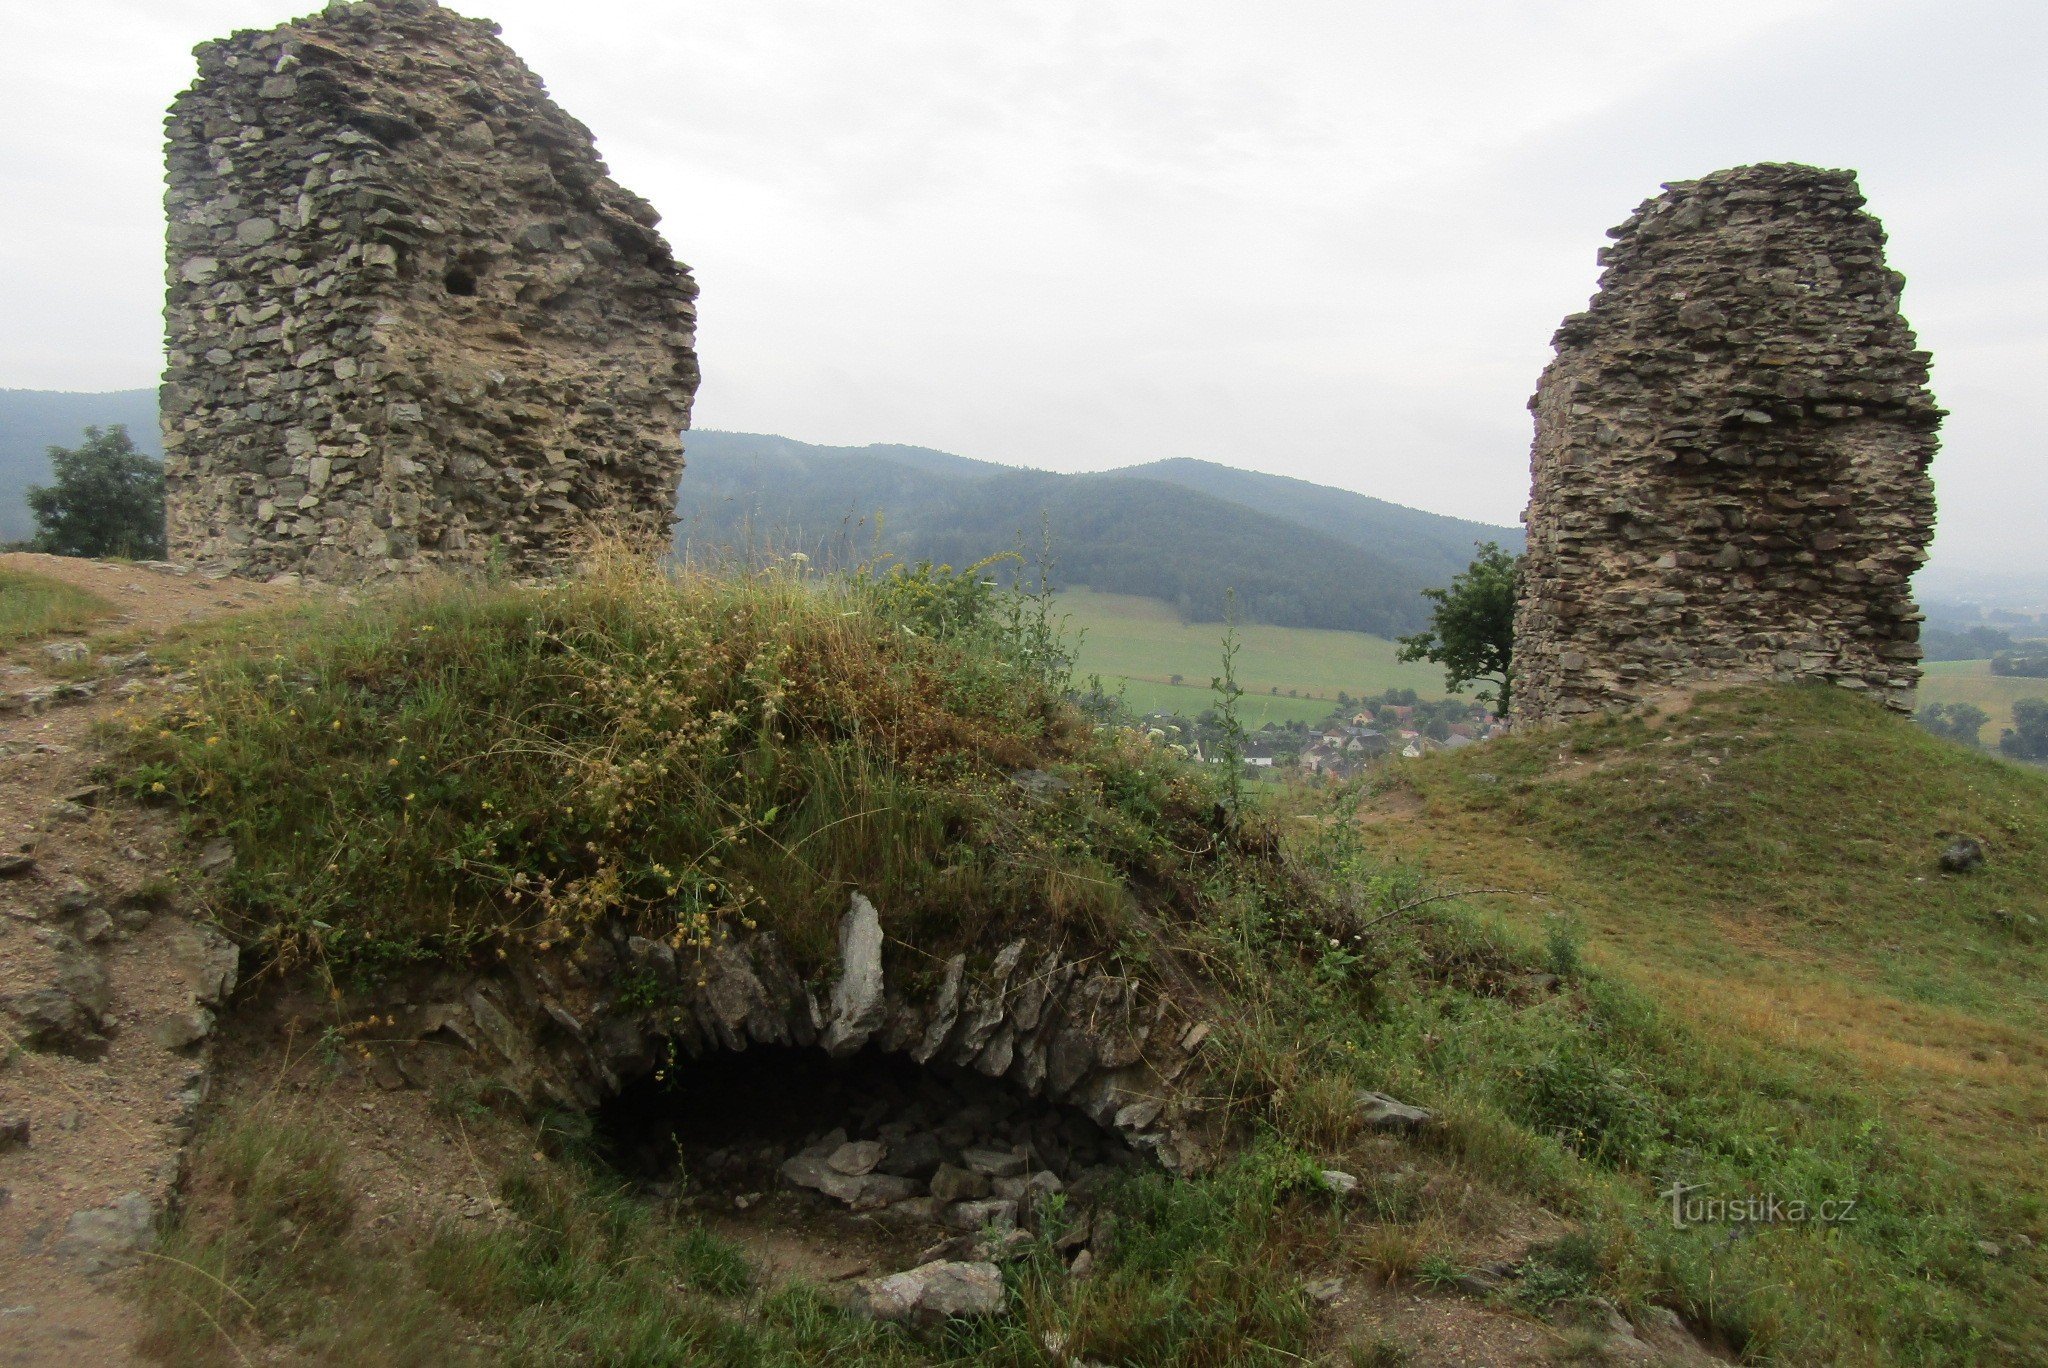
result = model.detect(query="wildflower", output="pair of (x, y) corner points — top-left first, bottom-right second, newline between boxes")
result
(150, 781), (166, 794)
(388, 757), (399, 767)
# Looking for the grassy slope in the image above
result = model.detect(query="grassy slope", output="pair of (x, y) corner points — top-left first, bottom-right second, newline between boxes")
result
(1348, 683), (2048, 1360)
(1060, 588), (1448, 720)
(123, 568), (2048, 1365)
(1919, 657), (2048, 738)
(0, 566), (113, 647)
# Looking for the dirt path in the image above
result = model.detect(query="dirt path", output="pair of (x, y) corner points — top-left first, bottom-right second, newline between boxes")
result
(0, 555), (298, 1367)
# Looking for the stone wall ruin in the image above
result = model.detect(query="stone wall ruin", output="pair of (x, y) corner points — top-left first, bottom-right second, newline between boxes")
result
(1511, 164), (1940, 725)
(162, 0), (699, 580)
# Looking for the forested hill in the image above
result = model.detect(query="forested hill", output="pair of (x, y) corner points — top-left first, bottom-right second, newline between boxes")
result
(1, 394), (1520, 635)
(673, 431), (1517, 635)
(1108, 457), (1522, 586)
(0, 388), (161, 542)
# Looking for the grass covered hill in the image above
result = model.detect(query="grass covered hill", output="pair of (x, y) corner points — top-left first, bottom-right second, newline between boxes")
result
(1351, 684), (2048, 1361)
(23, 544), (2026, 1364)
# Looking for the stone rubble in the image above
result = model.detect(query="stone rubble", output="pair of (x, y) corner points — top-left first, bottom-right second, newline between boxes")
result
(851, 1259), (1006, 1325)
(1513, 164), (1940, 725)
(161, 0), (700, 581)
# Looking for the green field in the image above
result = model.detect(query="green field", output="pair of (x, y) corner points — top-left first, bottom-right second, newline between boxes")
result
(1057, 588), (1449, 721)
(1919, 659), (2048, 739)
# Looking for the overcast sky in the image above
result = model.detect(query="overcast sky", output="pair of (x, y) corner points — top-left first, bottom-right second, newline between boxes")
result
(2, 0), (2041, 579)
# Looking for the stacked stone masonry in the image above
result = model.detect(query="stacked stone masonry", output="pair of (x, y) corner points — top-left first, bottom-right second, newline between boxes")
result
(1511, 164), (1940, 725)
(162, 0), (699, 580)
(366, 895), (1216, 1176)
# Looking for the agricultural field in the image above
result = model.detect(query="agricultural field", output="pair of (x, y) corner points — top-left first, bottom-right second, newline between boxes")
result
(1919, 659), (2048, 738)
(1057, 588), (1450, 721)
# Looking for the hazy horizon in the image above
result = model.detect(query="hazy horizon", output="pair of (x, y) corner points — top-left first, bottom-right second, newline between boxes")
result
(3, 0), (2041, 577)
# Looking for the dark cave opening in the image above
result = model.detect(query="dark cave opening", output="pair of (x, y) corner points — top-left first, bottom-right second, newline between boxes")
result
(592, 1044), (1139, 1222)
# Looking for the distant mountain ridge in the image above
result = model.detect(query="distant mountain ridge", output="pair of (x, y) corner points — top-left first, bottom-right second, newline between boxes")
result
(1107, 457), (1519, 588)
(1, 391), (1518, 635)
(674, 431), (1520, 635)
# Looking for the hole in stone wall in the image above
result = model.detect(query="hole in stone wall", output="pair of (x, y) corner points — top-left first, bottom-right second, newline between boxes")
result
(443, 263), (480, 296)
(593, 1044), (1138, 1263)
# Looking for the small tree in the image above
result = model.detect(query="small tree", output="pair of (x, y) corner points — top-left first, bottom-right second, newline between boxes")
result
(1915, 701), (1990, 747)
(1999, 699), (2048, 763)
(26, 425), (166, 559)
(1398, 541), (1519, 714)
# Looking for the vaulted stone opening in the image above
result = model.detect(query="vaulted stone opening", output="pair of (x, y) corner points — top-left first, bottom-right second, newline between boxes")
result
(592, 1041), (1140, 1249)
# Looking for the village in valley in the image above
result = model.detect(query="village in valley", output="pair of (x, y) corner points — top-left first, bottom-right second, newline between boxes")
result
(1132, 691), (1504, 782)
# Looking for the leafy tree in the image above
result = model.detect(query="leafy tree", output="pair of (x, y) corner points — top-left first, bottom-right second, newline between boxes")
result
(1397, 542), (1520, 713)
(1989, 653), (2048, 679)
(1998, 699), (2048, 763)
(26, 425), (166, 559)
(1921, 623), (2017, 662)
(1916, 701), (1990, 747)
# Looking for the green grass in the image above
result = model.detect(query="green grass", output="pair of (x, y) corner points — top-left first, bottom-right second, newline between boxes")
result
(145, 1105), (1351, 1366)
(0, 565), (113, 647)
(125, 561), (2048, 1364)
(1104, 676), (1342, 726)
(1059, 588), (1447, 715)
(1920, 658), (2048, 741)
(112, 556), (1224, 981)
(1333, 683), (2048, 1362)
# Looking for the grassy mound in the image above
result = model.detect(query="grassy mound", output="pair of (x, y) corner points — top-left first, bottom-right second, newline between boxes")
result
(1344, 684), (2048, 1361)
(121, 566), (2047, 1363)
(115, 555), (1219, 980)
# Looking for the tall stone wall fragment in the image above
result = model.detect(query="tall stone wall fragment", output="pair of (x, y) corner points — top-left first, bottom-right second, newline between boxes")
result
(162, 0), (700, 581)
(1511, 164), (1940, 725)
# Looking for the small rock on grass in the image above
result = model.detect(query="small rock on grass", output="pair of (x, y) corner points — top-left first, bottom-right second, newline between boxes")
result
(853, 1260), (1004, 1324)
(1320, 1169), (1359, 1196)
(1355, 1091), (1434, 1131)
(1940, 837), (1987, 874)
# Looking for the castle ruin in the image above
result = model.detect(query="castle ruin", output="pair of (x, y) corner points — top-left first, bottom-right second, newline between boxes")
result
(161, 0), (699, 580)
(1510, 164), (1940, 725)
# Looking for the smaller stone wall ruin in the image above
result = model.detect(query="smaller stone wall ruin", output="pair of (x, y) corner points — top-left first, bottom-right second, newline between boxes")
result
(1511, 164), (1940, 725)
(162, 0), (699, 580)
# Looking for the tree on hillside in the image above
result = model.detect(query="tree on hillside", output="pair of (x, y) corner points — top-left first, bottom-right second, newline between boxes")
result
(1397, 541), (1520, 713)
(1916, 701), (1991, 747)
(1998, 698), (2048, 763)
(26, 425), (166, 559)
